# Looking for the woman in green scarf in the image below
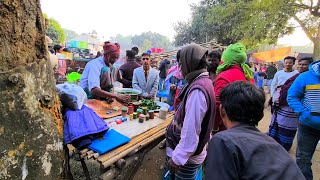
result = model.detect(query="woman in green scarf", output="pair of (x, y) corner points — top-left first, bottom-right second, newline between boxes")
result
(213, 43), (255, 133)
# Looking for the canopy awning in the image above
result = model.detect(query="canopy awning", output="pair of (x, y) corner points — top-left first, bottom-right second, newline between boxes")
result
(252, 47), (292, 62)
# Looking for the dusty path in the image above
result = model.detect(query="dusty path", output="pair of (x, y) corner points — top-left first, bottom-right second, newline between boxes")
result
(133, 105), (320, 180)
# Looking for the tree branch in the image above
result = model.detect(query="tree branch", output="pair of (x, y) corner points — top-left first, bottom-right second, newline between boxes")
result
(291, 2), (311, 9)
(292, 14), (315, 43)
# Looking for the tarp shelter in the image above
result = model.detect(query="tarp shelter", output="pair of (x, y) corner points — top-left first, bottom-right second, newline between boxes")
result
(67, 34), (103, 51)
(252, 47), (292, 62)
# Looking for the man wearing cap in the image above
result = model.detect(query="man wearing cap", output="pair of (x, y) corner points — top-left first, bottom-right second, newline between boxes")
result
(80, 42), (130, 103)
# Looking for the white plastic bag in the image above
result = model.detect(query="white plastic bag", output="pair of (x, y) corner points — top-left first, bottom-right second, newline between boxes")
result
(56, 83), (87, 110)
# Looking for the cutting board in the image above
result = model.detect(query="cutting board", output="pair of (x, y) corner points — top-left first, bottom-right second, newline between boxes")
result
(85, 99), (125, 119)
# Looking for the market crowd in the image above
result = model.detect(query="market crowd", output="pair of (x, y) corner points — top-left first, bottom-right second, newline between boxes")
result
(52, 41), (320, 180)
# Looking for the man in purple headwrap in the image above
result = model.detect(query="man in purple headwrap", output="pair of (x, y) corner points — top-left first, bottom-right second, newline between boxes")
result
(80, 42), (130, 103)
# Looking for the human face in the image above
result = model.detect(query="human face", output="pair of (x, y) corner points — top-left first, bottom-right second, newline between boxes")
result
(142, 55), (151, 69)
(208, 57), (220, 65)
(284, 59), (294, 72)
(297, 60), (309, 73)
(105, 53), (119, 65)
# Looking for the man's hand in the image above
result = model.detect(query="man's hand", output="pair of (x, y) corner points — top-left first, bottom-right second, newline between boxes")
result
(146, 94), (154, 99)
(170, 84), (177, 92)
(168, 159), (180, 173)
(115, 94), (130, 104)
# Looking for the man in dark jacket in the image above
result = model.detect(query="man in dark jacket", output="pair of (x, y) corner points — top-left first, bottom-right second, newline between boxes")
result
(266, 62), (277, 93)
(206, 81), (304, 180)
(117, 50), (141, 88)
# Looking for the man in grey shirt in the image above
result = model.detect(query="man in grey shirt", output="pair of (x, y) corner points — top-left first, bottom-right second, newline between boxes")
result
(206, 81), (304, 180)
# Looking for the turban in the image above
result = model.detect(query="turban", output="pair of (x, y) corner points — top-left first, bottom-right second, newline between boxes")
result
(103, 42), (120, 56)
(216, 43), (253, 80)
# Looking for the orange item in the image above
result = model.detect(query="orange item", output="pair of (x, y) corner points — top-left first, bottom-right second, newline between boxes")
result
(252, 47), (292, 62)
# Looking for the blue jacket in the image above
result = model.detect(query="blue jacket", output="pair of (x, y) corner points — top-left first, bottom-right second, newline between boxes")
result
(287, 60), (320, 130)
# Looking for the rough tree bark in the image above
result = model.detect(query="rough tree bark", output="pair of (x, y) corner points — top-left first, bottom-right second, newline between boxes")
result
(313, 22), (320, 59)
(0, 0), (65, 179)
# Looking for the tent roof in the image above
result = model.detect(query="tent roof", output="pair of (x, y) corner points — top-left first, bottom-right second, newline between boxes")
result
(151, 41), (224, 59)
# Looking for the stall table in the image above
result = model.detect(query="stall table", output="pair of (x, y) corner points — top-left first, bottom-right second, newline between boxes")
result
(69, 99), (174, 180)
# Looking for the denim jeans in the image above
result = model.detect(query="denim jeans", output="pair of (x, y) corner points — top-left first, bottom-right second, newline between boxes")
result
(296, 123), (320, 180)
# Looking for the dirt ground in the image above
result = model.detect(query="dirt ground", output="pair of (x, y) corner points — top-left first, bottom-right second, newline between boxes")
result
(70, 97), (320, 180)
(133, 105), (320, 180)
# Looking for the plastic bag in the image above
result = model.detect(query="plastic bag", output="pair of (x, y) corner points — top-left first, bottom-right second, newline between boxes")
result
(56, 83), (87, 110)
(66, 72), (82, 83)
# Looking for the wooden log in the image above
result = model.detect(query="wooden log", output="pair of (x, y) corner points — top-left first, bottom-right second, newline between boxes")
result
(99, 168), (116, 180)
(93, 153), (100, 160)
(80, 148), (89, 154)
(87, 153), (96, 159)
(86, 150), (94, 156)
(127, 148), (139, 156)
(80, 153), (87, 159)
(97, 116), (172, 163)
(115, 159), (126, 169)
(101, 129), (166, 169)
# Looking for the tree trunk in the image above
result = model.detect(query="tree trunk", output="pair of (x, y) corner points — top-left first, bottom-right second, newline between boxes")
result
(313, 38), (320, 60)
(314, 23), (320, 60)
(0, 0), (65, 179)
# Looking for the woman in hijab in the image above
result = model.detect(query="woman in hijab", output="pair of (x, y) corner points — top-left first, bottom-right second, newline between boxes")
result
(213, 43), (254, 134)
(164, 44), (216, 180)
(164, 50), (186, 108)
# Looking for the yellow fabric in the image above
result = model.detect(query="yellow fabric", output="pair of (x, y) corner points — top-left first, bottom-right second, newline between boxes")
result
(305, 84), (320, 90)
(61, 52), (73, 60)
(252, 47), (292, 62)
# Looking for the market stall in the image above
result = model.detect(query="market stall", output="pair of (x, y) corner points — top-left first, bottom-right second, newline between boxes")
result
(64, 88), (173, 179)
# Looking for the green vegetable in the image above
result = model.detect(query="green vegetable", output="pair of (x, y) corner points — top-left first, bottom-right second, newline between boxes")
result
(139, 99), (160, 110)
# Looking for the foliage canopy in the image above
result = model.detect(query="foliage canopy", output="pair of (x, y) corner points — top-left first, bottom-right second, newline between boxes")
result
(174, 0), (320, 57)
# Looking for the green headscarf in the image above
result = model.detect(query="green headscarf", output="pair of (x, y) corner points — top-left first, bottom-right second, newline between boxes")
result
(216, 43), (253, 80)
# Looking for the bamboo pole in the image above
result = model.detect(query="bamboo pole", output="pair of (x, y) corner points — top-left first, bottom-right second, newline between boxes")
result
(101, 129), (166, 169)
(93, 153), (100, 159)
(86, 150), (94, 156)
(87, 152), (96, 159)
(80, 153), (87, 159)
(80, 148), (89, 154)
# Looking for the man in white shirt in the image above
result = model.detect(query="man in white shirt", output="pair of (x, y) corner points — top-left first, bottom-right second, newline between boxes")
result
(271, 56), (298, 103)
